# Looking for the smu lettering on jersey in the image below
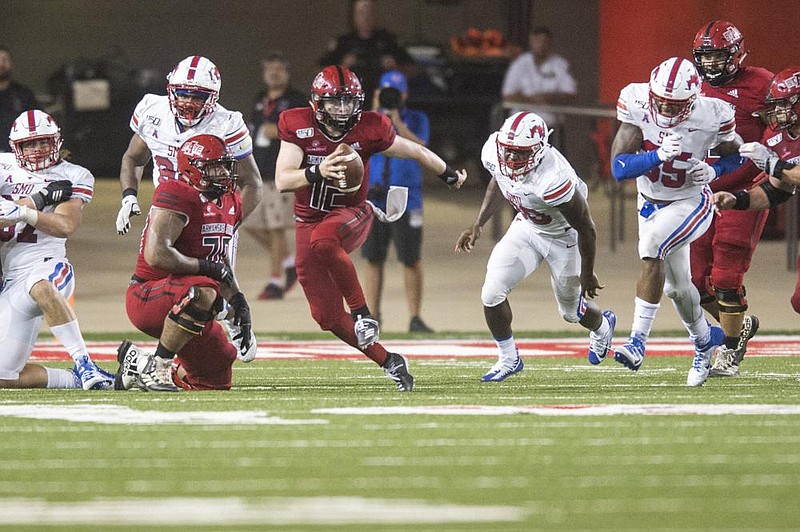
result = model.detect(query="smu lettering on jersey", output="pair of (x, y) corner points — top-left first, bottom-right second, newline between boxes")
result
(481, 133), (588, 237)
(0, 153), (94, 274)
(701, 65), (773, 143)
(278, 107), (395, 223)
(617, 83), (736, 201)
(130, 94), (253, 187)
(133, 179), (242, 282)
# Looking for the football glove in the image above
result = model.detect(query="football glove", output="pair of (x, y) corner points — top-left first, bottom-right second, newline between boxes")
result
(198, 259), (235, 286)
(0, 199), (37, 226)
(656, 133), (682, 162)
(228, 292), (254, 361)
(687, 158), (717, 185)
(739, 142), (779, 174)
(30, 180), (73, 210)
(115, 194), (141, 235)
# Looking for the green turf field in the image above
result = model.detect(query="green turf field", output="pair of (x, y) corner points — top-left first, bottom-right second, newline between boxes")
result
(2, 354), (800, 530)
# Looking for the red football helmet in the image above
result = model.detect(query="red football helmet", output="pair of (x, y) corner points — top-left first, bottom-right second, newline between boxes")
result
(763, 67), (800, 131)
(496, 111), (551, 180)
(310, 65), (365, 135)
(177, 134), (237, 196)
(692, 21), (747, 87)
(9, 110), (63, 171)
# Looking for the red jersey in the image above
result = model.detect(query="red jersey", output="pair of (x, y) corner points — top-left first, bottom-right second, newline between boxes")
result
(278, 107), (395, 222)
(133, 179), (242, 281)
(701, 66), (773, 143)
(764, 128), (800, 164)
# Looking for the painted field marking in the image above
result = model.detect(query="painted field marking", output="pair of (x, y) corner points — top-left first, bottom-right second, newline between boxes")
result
(30, 337), (800, 361)
(0, 497), (526, 525)
(314, 404), (800, 416)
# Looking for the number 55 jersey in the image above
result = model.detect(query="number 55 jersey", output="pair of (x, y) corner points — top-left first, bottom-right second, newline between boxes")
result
(616, 83), (735, 202)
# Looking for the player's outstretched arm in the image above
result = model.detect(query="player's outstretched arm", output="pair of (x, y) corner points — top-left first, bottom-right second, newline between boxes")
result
(455, 178), (504, 253)
(383, 135), (467, 189)
(116, 134), (151, 234)
(557, 193), (603, 298)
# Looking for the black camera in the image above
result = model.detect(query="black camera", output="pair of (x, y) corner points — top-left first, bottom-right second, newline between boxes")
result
(378, 87), (402, 110)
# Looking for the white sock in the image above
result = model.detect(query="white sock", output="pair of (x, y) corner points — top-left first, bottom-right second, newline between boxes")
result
(282, 256), (295, 269)
(685, 316), (710, 345)
(592, 315), (610, 336)
(493, 335), (517, 363)
(45, 367), (80, 388)
(630, 297), (660, 342)
(49, 320), (89, 364)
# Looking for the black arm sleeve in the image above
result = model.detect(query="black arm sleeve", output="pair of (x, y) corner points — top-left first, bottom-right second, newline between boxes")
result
(760, 180), (794, 208)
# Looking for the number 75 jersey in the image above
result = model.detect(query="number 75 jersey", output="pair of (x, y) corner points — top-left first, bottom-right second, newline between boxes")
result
(130, 94), (253, 187)
(616, 82), (736, 201)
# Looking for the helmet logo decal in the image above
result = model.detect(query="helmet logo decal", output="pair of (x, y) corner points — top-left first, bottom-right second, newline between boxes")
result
(723, 26), (741, 43)
(686, 72), (700, 91)
(776, 73), (800, 92)
(182, 140), (207, 157)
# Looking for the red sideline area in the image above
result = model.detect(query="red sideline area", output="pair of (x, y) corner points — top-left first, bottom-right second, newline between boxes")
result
(30, 337), (800, 361)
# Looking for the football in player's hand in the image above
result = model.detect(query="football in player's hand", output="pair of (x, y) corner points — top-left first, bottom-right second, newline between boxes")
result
(331, 143), (364, 194)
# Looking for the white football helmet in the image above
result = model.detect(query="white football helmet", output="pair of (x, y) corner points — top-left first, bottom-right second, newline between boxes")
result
(9, 110), (63, 171)
(496, 111), (551, 180)
(166, 55), (221, 126)
(649, 57), (701, 128)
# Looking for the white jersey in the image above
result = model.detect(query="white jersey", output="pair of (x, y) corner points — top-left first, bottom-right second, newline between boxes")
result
(481, 132), (588, 237)
(0, 154), (94, 275)
(130, 94), (253, 187)
(616, 83), (736, 201)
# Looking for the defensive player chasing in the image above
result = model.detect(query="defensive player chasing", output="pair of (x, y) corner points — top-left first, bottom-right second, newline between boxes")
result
(115, 135), (253, 392)
(689, 21), (773, 378)
(0, 110), (113, 390)
(714, 67), (800, 307)
(275, 65), (466, 391)
(455, 111), (615, 382)
(611, 57), (743, 386)
(114, 55), (261, 361)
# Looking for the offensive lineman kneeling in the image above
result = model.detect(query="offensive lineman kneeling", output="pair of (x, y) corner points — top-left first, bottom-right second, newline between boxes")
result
(115, 134), (256, 392)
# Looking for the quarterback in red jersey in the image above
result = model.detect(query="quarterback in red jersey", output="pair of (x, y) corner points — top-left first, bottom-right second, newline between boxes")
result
(115, 134), (254, 392)
(689, 21), (774, 377)
(275, 65), (466, 391)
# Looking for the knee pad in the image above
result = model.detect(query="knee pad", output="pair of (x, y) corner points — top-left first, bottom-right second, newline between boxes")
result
(480, 279), (508, 308)
(716, 286), (748, 314)
(168, 286), (216, 335)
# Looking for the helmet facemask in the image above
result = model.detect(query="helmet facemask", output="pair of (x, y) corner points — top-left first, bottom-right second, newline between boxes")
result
(649, 91), (697, 128)
(313, 93), (364, 135)
(177, 135), (237, 199)
(496, 111), (551, 180)
(9, 110), (63, 171)
(648, 58), (701, 128)
(763, 95), (800, 131)
(168, 87), (218, 127)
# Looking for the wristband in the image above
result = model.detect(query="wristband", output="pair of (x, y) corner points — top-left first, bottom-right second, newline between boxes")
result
(731, 190), (750, 210)
(122, 188), (138, 199)
(304, 165), (322, 184)
(437, 164), (458, 185)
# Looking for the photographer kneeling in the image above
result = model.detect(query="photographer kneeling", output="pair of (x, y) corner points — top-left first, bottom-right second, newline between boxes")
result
(362, 70), (435, 333)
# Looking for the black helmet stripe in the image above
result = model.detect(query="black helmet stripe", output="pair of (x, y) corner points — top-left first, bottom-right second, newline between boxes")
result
(703, 20), (717, 39)
(335, 65), (346, 91)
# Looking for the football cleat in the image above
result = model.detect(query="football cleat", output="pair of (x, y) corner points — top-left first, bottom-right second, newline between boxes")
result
(734, 314), (759, 362)
(382, 352), (414, 392)
(257, 283), (284, 301)
(687, 325), (725, 387)
(137, 354), (182, 392)
(73, 357), (114, 390)
(223, 317), (258, 363)
(114, 340), (144, 390)
(481, 354), (524, 382)
(588, 310), (616, 364)
(614, 337), (646, 371)
(709, 346), (740, 378)
(354, 314), (380, 349)
(284, 266), (298, 293)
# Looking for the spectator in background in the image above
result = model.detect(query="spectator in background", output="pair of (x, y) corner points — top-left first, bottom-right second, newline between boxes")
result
(244, 53), (307, 300)
(320, 0), (410, 105)
(0, 47), (39, 151)
(500, 26), (576, 149)
(362, 70), (434, 333)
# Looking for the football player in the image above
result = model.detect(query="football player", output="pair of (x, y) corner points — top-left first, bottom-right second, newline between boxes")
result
(689, 21), (774, 377)
(610, 57), (743, 386)
(714, 66), (800, 307)
(115, 55), (262, 236)
(0, 110), (113, 390)
(274, 65), (467, 392)
(115, 134), (254, 392)
(455, 111), (615, 382)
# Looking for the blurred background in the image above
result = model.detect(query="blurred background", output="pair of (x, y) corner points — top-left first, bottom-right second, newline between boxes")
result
(3, 0), (800, 334)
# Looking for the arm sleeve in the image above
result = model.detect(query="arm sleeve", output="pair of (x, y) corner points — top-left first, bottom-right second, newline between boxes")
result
(611, 151), (661, 180)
